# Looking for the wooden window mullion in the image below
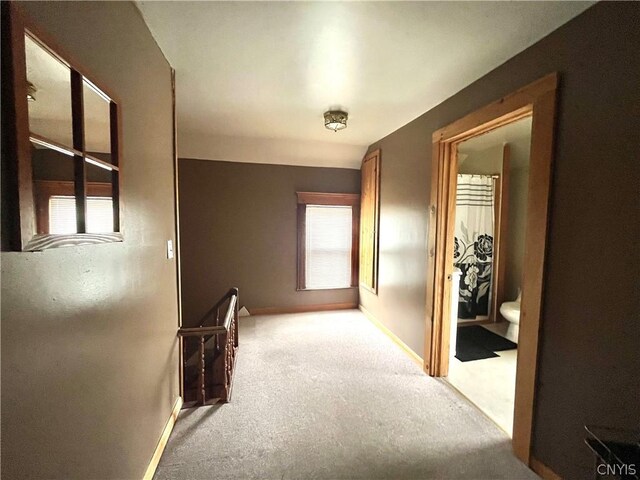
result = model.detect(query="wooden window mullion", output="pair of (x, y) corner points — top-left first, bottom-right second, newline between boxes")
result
(109, 101), (120, 232)
(70, 69), (86, 233)
(2, 3), (34, 250)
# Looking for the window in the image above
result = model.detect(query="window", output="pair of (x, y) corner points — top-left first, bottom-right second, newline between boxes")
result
(360, 149), (381, 293)
(48, 196), (76, 234)
(2, 3), (122, 251)
(305, 206), (352, 289)
(33, 180), (114, 236)
(296, 192), (360, 290)
(49, 196), (114, 234)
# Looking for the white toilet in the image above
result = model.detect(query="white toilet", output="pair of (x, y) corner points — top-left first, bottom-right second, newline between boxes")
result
(499, 290), (521, 343)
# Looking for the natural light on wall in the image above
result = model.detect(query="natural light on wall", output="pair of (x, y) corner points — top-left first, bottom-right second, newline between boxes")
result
(49, 196), (113, 234)
(305, 205), (352, 289)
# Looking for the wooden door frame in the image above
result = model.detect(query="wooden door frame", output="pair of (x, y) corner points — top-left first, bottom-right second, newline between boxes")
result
(424, 73), (558, 465)
(490, 144), (511, 323)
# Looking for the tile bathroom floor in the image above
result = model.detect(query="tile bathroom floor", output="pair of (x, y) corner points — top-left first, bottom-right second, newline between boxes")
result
(446, 322), (517, 436)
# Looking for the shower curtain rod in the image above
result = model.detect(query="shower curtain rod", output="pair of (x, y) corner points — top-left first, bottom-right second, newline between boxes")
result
(457, 173), (500, 178)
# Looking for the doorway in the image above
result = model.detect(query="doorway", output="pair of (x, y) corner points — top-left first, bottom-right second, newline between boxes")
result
(447, 116), (533, 437)
(423, 73), (558, 465)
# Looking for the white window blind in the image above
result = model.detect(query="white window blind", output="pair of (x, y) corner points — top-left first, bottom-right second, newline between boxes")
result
(85, 196), (114, 233)
(48, 196), (77, 234)
(49, 195), (113, 234)
(305, 205), (352, 289)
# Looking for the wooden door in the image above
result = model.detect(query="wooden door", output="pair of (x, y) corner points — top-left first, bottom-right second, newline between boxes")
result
(360, 150), (380, 293)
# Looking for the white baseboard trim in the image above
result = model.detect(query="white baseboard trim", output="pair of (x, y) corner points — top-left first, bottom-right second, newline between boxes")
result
(142, 396), (183, 480)
(359, 305), (424, 368)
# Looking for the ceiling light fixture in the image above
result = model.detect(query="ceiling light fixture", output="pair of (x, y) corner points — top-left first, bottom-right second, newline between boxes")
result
(27, 81), (37, 102)
(324, 110), (348, 132)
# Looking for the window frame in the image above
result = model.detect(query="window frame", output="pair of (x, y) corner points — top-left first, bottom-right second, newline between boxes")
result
(2, 3), (122, 251)
(296, 192), (360, 291)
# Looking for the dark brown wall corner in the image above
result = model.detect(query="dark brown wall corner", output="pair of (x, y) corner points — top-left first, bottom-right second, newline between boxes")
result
(178, 159), (361, 326)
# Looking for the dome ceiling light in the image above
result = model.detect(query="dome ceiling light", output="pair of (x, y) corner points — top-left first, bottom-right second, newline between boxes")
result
(324, 110), (348, 132)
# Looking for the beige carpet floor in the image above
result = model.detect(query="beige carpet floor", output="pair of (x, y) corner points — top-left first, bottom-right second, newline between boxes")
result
(154, 310), (538, 480)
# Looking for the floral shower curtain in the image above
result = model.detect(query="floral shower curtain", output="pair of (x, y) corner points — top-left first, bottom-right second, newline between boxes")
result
(454, 174), (495, 319)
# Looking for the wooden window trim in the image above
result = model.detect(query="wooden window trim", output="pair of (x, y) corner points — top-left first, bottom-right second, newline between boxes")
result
(296, 192), (360, 291)
(296, 192), (360, 207)
(2, 3), (123, 252)
(359, 149), (381, 294)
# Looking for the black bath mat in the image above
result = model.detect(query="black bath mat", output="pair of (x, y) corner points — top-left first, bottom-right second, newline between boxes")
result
(455, 325), (516, 362)
(463, 325), (517, 351)
(455, 332), (498, 362)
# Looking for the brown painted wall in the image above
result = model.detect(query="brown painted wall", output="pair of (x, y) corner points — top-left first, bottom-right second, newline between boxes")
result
(178, 159), (360, 326)
(1, 2), (179, 479)
(360, 3), (640, 479)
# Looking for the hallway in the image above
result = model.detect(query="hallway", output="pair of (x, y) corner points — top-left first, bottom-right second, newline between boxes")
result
(155, 310), (536, 479)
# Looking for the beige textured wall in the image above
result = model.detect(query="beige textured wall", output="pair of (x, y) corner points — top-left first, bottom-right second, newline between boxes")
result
(360, 3), (639, 478)
(505, 136), (531, 301)
(178, 159), (361, 326)
(458, 144), (503, 175)
(1, 2), (179, 478)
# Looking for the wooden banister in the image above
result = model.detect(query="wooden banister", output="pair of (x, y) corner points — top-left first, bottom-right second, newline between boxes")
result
(178, 294), (237, 336)
(178, 287), (240, 407)
(196, 287), (239, 328)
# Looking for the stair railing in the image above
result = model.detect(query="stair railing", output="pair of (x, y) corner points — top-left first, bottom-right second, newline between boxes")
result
(178, 287), (239, 406)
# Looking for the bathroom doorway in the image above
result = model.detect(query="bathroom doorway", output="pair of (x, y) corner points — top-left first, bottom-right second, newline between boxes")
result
(446, 116), (533, 437)
(424, 73), (558, 466)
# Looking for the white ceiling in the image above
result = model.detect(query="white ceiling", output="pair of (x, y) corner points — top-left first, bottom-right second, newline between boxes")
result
(137, 1), (593, 169)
